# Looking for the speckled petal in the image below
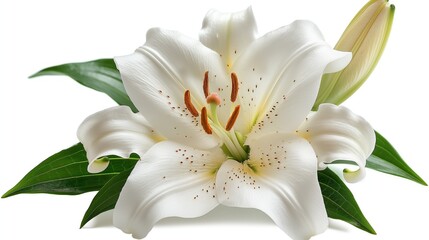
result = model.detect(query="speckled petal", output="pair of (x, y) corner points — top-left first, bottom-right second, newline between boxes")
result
(114, 141), (225, 239)
(298, 104), (375, 183)
(231, 20), (351, 139)
(77, 106), (161, 173)
(216, 134), (327, 240)
(115, 28), (230, 149)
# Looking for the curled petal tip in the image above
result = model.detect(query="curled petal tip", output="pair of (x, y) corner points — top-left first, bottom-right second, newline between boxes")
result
(344, 168), (366, 183)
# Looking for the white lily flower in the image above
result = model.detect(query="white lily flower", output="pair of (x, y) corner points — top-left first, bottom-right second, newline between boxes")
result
(78, 7), (375, 240)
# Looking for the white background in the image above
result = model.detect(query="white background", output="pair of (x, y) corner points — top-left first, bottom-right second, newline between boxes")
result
(1, 0), (428, 239)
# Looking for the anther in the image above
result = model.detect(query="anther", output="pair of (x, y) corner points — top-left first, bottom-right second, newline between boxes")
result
(184, 90), (199, 117)
(203, 71), (210, 98)
(231, 72), (239, 102)
(225, 105), (240, 131)
(201, 107), (212, 134)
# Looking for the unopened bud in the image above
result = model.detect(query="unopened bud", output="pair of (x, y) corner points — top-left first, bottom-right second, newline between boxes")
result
(314, 0), (395, 109)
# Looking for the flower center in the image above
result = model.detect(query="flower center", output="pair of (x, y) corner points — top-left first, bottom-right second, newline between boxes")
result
(184, 71), (249, 162)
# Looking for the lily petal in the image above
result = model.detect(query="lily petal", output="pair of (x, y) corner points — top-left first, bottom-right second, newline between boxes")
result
(231, 20), (351, 139)
(115, 28), (230, 149)
(199, 7), (258, 70)
(77, 106), (161, 173)
(216, 134), (327, 240)
(298, 104), (375, 183)
(114, 141), (225, 239)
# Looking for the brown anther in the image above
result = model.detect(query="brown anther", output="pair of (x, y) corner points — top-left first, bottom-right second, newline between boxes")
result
(225, 105), (240, 131)
(184, 90), (199, 117)
(230, 72), (239, 102)
(201, 107), (212, 134)
(203, 71), (210, 98)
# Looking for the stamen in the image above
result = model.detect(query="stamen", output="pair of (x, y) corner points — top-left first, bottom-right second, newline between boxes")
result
(225, 105), (240, 131)
(203, 71), (210, 98)
(201, 107), (212, 134)
(206, 92), (222, 106)
(184, 90), (199, 117)
(230, 72), (239, 102)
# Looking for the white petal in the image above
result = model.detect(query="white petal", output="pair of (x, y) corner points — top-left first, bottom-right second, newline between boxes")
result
(77, 106), (161, 173)
(115, 28), (230, 149)
(114, 141), (225, 239)
(199, 7), (258, 69)
(231, 20), (351, 139)
(216, 134), (327, 240)
(298, 104), (375, 182)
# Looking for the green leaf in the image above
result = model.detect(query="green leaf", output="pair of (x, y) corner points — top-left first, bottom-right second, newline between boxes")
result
(2, 143), (138, 198)
(367, 131), (427, 186)
(30, 58), (137, 112)
(80, 167), (133, 228)
(319, 168), (376, 234)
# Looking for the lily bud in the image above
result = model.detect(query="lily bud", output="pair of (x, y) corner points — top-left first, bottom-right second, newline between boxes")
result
(314, 0), (395, 109)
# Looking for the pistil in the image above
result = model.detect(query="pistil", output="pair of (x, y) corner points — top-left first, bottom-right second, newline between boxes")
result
(206, 92), (222, 106)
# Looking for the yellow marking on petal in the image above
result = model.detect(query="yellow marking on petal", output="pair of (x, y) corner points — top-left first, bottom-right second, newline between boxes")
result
(296, 129), (311, 140)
